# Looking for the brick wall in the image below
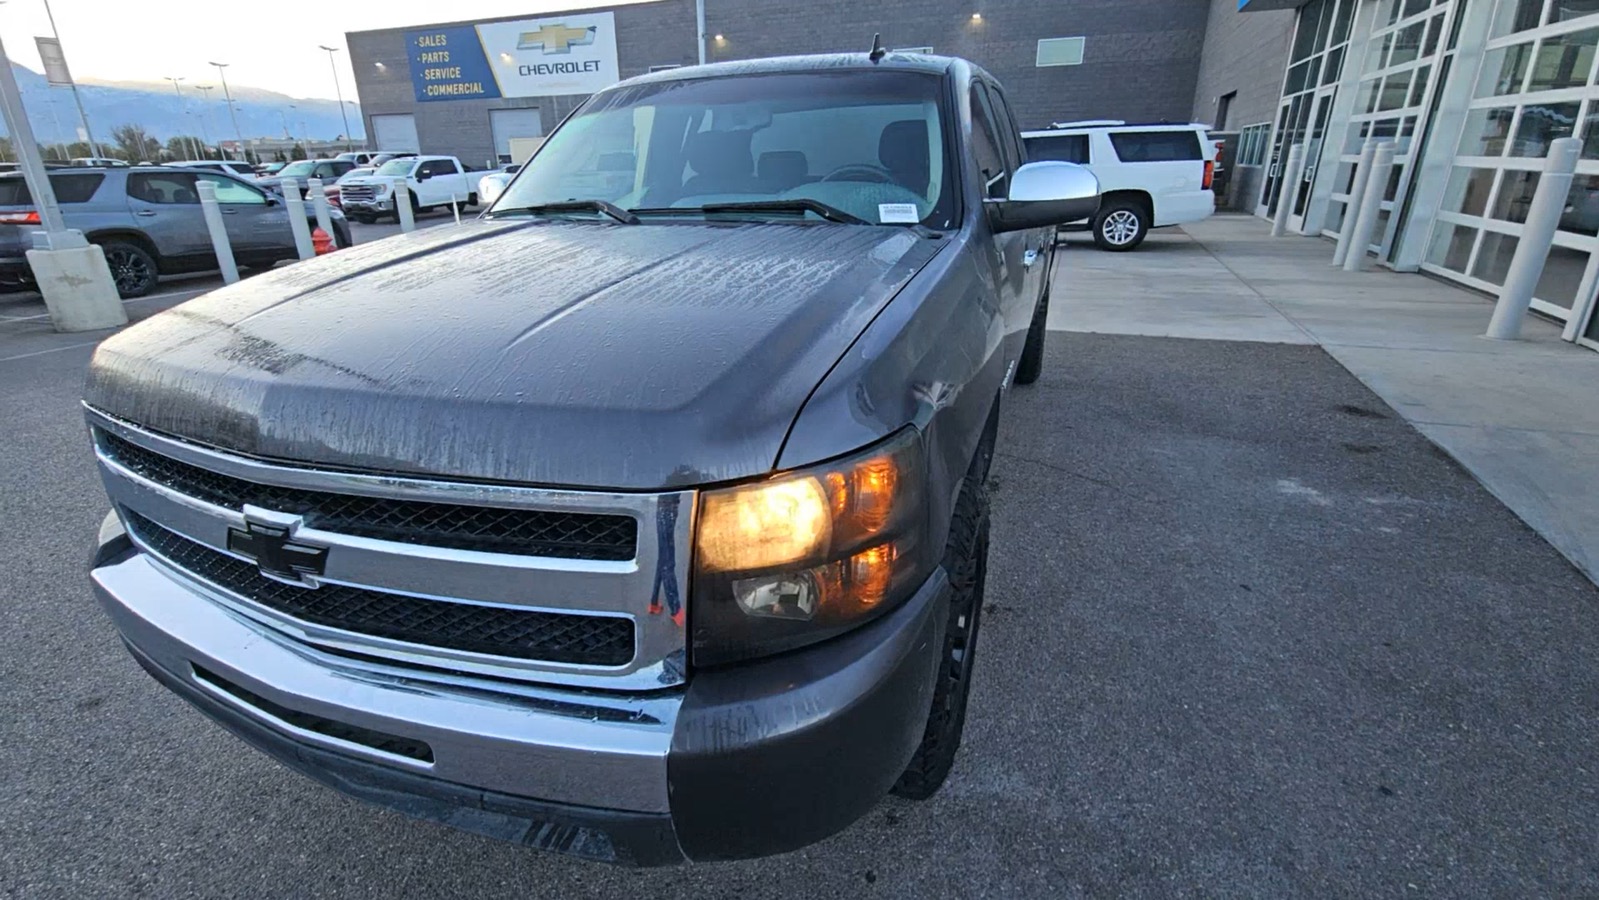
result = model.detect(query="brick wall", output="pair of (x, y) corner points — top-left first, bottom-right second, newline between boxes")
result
(703, 0), (1208, 128)
(1191, 0), (1296, 131)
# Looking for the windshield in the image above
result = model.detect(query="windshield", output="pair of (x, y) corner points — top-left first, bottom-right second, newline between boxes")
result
(340, 167), (374, 183)
(278, 161), (315, 178)
(376, 159), (415, 176)
(490, 71), (955, 228)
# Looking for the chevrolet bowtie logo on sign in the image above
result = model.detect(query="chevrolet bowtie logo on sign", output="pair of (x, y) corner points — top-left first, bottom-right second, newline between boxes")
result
(517, 23), (597, 54)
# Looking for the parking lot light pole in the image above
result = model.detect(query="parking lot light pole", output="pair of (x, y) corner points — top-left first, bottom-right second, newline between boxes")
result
(318, 45), (353, 150)
(210, 61), (248, 163)
(163, 77), (198, 159)
(42, 0), (101, 158)
(193, 84), (215, 154)
(0, 30), (122, 330)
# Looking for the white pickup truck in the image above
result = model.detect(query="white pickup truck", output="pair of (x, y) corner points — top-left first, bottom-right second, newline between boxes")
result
(338, 155), (483, 223)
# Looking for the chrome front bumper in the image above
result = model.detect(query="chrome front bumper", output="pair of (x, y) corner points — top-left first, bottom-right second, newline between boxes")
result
(91, 512), (950, 864)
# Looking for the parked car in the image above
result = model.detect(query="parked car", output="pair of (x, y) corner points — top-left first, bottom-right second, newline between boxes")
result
(255, 161), (288, 177)
(167, 159), (260, 178)
(332, 150), (415, 166)
(0, 166), (350, 298)
(256, 158), (357, 197)
(475, 162), (522, 206)
(326, 166), (375, 210)
(366, 151), (418, 168)
(83, 51), (1098, 864)
(1022, 119), (1216, 250)
(338, 155), (481, 222)
(69, 157), (130, 168)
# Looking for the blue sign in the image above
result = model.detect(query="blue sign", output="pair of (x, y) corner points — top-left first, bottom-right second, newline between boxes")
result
(407, 25), (501, 102)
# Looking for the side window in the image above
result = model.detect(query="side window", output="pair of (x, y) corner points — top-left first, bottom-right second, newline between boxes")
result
(969, 86), (1009, 200)
(435, 159), (459, 175)
(1107, 131), (1203, 163)
(1025, 134), (1091, 165)
(195, 174), (267, 205)
(416, 161), (436, 178)
(126, 172), (200, 204)
(312, 163), (334, 178)
(50, 173), (104, 203)
(987, 85), (1027, 170)
(332, 161), (355, 177)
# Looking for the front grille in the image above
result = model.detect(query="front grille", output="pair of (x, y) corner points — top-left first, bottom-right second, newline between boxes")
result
(126, 511), (636, 667)
(341, 185), (376, 201)
(100, 432), (637, 561)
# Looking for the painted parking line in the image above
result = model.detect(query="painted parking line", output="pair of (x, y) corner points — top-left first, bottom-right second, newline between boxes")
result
(0, 286), (209, 323)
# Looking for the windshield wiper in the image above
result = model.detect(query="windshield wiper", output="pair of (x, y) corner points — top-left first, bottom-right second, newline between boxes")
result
(492, 200), (640, 225)
(686, 199), (869, 225)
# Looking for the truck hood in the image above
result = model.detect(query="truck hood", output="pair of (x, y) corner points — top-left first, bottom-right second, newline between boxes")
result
(86, 219), (944, 489)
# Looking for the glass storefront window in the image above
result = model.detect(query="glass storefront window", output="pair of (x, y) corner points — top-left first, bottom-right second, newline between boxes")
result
(1472, 231), (1520, 285)
(1480, 43), (1534, 96)
(1491, 169), (1542, 222)
(1444, 167), (1497, 216)
(1551, 0), (1599, 25)
(1460, 107), (1518, 155)
(1293, 0), (1329, 61)
(1380, 72), (1413, 110)
(1534, 245), (1590, 311)
(1410, 64), (1433, 105)
(1510, 101), (1581, 155)
(1561, 174), (1599, 234)
(1427, 222), (1477, 271)
(1391, 21), (1427, 66)
(1526, 27), (1599, 92)
(1287, 60), (1314, 94)
(1424, 15), (1445, 56)
(1494, 0), (1547, 37)
(1323, 45), (1346, 85)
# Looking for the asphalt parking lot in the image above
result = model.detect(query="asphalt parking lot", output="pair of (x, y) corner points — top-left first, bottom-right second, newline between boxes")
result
(4, 267), (1598, 895)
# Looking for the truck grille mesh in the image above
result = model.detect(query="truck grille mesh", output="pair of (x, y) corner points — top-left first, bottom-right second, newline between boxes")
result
(100, 432), (638, 561)
(126, 511), (636, 666)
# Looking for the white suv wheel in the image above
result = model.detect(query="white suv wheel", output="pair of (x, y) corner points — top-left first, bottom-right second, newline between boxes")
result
(1102, 209), (1141, 246)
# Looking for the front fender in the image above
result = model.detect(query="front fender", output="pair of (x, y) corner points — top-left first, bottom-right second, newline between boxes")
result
(776, 232), (1005, 555)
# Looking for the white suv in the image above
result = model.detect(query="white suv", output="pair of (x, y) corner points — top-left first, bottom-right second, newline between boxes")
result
(1022, 120), (1217, 251)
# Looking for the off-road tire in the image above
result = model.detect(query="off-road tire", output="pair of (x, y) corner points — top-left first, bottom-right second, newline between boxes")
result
(1014, 289), (1049, 385)
(892, 476), (991, 800)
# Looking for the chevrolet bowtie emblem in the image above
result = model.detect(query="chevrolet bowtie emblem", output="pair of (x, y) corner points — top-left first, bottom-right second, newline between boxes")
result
(227, 515), (328, 587)
(516, 24), (597, 54)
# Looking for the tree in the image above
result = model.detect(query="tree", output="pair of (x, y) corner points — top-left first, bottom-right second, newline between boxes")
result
(110, 123), (160, 162)
(290, 143), (307, 161)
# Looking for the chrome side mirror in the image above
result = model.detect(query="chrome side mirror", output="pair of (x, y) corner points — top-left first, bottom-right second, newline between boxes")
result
(988, 161), (1101, 233)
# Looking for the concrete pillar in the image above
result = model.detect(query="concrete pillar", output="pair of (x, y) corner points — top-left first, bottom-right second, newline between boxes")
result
(1271, 143), (1306, 237)
(26, 239), (125, 331)
(1343, 142), (1396, 272)
(1487, 137), (1581, 341)
(391, 177), (415, 233)
(196, 180), (238, 285)
(1332, 140), (1379, 268)
(306, 176), (335, 242)
(279, 178), (315, 260)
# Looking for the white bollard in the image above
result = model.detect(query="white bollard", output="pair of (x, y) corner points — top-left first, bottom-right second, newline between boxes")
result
(1332, 140), (1379, 268)
(1271, 143), (1306, 237)
(1342, 142), (1396, 272)
(391, 177), (415, 233)
(1487, 137), (1582, 340)
(451, 192), (461, 226)
(195, 180), (239, 284)
(279, 177), (315, 260)
(306, 176), (336, 245)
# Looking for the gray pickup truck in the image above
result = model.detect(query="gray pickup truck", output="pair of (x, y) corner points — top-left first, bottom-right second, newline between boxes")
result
(85, 53), (1098, 864)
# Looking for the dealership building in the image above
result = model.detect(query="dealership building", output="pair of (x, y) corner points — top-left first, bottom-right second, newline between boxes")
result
(347, 0), (1599, 352)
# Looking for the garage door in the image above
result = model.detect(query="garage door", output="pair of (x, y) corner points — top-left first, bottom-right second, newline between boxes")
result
(370, 114), (420, 152)
(490, 108), (543, 164)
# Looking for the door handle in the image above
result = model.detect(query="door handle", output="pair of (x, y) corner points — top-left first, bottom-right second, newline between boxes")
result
(221, 208), (238, 215)
(1023, 248), (1039, 268)
(134, 209), (157, 217)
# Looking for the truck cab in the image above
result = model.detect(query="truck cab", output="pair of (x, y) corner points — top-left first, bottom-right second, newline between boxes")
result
(85, 53), (1098, 864)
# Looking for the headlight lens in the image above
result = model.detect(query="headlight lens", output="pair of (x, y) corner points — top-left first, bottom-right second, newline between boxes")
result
(691, 428), (933, 666)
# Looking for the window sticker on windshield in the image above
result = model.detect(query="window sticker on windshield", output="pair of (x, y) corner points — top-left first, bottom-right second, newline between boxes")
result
(878, 203), (920, 224)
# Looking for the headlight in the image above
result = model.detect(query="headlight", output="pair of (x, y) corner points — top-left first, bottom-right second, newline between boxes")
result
(691, 428), (934, 666)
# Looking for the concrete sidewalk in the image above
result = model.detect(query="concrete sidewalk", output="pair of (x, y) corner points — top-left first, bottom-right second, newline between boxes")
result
(1050, 214), (1599, 583)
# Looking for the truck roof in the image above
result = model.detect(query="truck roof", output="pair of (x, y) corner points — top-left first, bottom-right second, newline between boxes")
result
(628, 52), (956, 88)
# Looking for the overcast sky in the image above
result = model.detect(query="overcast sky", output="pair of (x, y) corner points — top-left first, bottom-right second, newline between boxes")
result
(0, 0), (661, 101)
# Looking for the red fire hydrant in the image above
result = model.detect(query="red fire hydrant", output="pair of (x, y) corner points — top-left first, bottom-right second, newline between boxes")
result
(311, 227), (336, 256)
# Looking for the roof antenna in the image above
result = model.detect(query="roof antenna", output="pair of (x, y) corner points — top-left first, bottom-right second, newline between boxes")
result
(868, 33), (886, 63)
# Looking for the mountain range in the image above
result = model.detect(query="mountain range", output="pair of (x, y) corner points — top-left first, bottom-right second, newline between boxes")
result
(2, 63), (364, 149)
